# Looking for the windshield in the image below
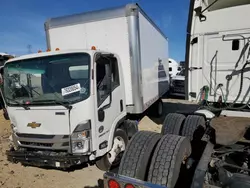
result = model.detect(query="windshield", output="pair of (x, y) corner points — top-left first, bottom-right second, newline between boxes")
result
(177, 69), (185, 76)
(3, 53), (90, 106)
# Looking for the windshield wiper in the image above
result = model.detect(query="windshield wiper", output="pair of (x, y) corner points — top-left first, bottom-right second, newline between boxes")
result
(11, 76), (41, 97)
(40, 75), (76, 110)
(5, 97), (30, 110)
(32, 99), (72, 110)
(4, 74), (41, 99)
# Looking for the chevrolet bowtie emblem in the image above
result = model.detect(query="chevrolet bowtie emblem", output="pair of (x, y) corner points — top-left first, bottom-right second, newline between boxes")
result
(27, 122), (41, 128)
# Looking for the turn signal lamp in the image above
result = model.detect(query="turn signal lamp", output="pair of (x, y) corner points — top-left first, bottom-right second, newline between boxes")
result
(108, 179), (120, 188)
(125, 184), (135, 188)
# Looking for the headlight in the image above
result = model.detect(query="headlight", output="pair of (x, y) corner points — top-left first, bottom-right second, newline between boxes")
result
(73, 120), (91, 132)
(72, 140), (89, 154)
(71, 120), (91, 154)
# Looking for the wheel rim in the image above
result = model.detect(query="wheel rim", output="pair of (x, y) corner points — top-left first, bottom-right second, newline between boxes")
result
(108, 136), (126, 164)
(158, 102), (163, 115)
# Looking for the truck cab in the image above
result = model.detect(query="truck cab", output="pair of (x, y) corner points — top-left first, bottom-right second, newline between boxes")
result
(5, 49), (130, 169)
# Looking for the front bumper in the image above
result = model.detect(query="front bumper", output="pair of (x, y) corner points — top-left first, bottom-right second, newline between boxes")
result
(6, 148), (89, 169)
(170, 79), (185, 96)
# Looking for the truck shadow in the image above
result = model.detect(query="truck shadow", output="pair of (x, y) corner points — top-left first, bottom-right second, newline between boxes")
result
(83, 167), (117, 188)
(84, 179), (104, 188)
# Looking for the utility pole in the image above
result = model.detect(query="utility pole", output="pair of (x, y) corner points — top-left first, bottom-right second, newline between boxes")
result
(27, 44), (32, 53)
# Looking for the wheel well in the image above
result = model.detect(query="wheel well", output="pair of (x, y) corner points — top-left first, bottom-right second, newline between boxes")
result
(116, 119), (138, 139)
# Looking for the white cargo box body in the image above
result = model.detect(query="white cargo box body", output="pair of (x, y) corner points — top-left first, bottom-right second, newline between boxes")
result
(45, 4), (169, 114)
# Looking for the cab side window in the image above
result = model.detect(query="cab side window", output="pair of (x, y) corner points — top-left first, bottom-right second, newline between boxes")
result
(96, 56), (120, 106)
(110, 57), (119, 90)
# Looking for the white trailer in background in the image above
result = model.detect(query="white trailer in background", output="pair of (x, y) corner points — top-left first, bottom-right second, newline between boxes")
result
(186, 0), (250, 112)
(5, 3), (169, 171)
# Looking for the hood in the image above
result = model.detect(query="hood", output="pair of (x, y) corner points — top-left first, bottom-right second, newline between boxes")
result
(8, 106), (70, 135)
(7, 98), (94, 135)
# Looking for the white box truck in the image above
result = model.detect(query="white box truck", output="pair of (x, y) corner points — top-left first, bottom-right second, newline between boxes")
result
(4, 3), (169, 170)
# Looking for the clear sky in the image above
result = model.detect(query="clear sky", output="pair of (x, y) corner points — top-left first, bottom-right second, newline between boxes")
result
(0, 0), (190, 61)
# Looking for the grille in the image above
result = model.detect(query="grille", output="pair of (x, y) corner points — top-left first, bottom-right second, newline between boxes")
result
(173, 87), (185, 93)
(173, 80), (185, 87)
(20, 141), (53, 147)
(16, 133), (55, 139)
(62, 142), (69, 146)
(16, 133), (70, 149)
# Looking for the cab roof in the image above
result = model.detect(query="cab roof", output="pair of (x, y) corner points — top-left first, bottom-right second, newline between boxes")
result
(5, 49), (101, 64)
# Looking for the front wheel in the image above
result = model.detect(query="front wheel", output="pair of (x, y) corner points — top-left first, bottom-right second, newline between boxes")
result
(95, 129), (128, 171)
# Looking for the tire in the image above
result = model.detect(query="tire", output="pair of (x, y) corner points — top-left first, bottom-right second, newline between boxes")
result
(123, 120), (138, 139)
(118, 131), (162, 181)
(155, 99), (163, 118)
(147, 134), (192, 188)
(149, 99), (163, 118)
(161, 113), (186, 135)
(181, 115), (206, 140)
(95, 129), (128, 171)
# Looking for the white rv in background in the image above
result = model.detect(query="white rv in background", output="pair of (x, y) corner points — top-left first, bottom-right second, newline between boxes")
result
(0, 53), (14, 68)
(168, 58), (181, 77)
(4, 3), (169, 171)
(186, 0), (250, 110)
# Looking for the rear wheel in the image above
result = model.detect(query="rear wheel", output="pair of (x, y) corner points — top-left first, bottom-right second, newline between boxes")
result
(156, 100), (163, 117)
(118, 131), (162, 180)
(148, 99), (163, 118)
(95, 129), (128, 171)
(147, 134), (192, 188)
(161, 113), (186, 135)
(181, 115), (206, 140)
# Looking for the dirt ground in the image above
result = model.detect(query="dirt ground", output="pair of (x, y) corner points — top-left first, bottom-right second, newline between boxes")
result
(0, 99), (198, 188)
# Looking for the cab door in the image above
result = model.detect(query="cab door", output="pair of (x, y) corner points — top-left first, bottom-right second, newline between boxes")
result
(93, 53), (126, 157)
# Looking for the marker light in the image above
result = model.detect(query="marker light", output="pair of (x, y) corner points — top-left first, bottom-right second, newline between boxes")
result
(125, 184), (135, 188)
(108, 179), (120, 188)
(38, 50), (42, 53)
(91, 46), (96, 50)
(55, 48), (60, 51)
(46, 49), (51, 52)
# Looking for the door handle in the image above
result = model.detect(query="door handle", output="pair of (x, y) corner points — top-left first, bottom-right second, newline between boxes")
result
(120, 100), (123, 112)
(189, 67), (202, 71)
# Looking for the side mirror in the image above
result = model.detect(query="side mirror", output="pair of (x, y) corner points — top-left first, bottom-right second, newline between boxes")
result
(98, 108), (105, 122)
